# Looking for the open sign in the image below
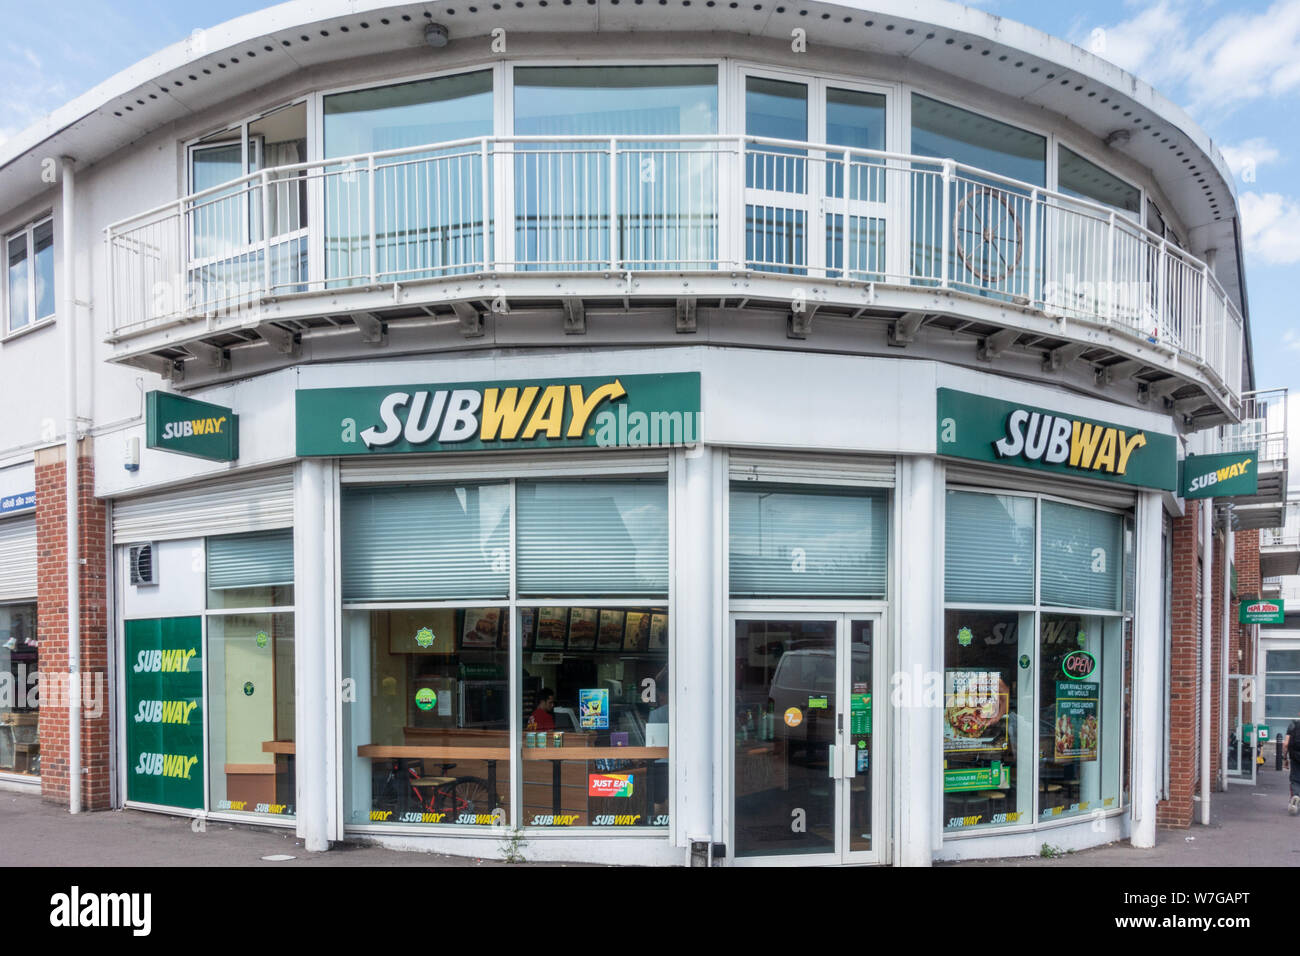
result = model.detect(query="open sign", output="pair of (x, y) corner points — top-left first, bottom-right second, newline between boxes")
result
(1061, 650), (1097, 680)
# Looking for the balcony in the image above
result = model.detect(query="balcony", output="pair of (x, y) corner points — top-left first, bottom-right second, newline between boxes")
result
(1259, 506), (1300, 578)
(1218, 388), (1288, 528)
(105, 135), (1244, 416)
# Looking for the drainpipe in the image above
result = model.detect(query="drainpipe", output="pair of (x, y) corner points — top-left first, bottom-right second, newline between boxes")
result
(1222, 515), (1233, 786)
(1200, 500), (1213, 825)
(62, 157), (80, 815)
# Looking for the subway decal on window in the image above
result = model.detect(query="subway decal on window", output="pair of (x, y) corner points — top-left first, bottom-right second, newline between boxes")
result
(295, 373), (700, 456)
(936, 388), (1176, 491)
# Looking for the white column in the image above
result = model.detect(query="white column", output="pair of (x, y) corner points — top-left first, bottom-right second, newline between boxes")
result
(673, 445), (716, 853)
(896, 455), (942, 866)
(295, 458), (335, 851)
(1131, 490), (1163, 849)
(1200, 500), (1213, 824)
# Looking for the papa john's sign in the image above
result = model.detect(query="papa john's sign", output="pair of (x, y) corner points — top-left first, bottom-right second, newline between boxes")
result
(295, 373), (700, 456)
(1239, 599), (1284, 625)
(936, 389), (1176, 491)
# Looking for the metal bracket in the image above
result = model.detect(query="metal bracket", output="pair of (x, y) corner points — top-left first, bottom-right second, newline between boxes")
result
(788, 304), (817, 339)
(255, 322), (301, 357)
(1095, 359), (1143, 387)
(451, 301), (484, 338)
(676, 297), (697, 333)
(563, 297), (586, 335)
(1042, 342), (1088, 373)
(353, 312), (387, 346)
(185, 341), (230, 372)
(887, 311), (926, 347)
(977, 328), (1019, 362)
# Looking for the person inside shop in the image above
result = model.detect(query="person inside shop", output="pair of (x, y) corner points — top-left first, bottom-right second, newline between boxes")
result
(530, 688), (557, 731)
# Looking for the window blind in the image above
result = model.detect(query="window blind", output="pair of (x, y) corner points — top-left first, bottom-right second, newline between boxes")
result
(342, 484), (510, 602)
(1041, 500), (1123, 611)
(207, 528), (295, 591)
(729, 484), (888, 597)
(944, 491), (1034, 605)
(516, 479), (668, 596)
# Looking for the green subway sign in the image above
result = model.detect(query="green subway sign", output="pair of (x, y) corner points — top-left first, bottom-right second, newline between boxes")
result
(124, 617), (204, 810)
(146, 391), (239, 462)
(936, 388), (1176, 491)
(944, 762), (1006, 792)
(1180, 452), (1258, 499)
(295, 372), (700, 457)
(1239, 599), (1284, 624)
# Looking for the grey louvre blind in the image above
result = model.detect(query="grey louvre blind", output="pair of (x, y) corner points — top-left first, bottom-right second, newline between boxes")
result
(0, 516), (36, 601)
(112, 469), (294, 544)
(1041, 500), (1123, 610)
(945, 491), (1034, 605)
(517, 479), (668, 596)
(342, 484), (510, 601)
(208, 529), (295, 590)
(729, 484), (888, 597)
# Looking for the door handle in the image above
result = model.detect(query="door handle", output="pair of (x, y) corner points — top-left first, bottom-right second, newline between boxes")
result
(843, 740), (857, 779)
(828, 744), (838, 779)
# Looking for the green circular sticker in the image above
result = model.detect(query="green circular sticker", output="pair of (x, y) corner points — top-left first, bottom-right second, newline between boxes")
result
(243, 682), (254, 696)
(957, 626), (973, 647)
(255, 631), (269, 648)
(1019, 654), (1031, 670)
(415, 627), (435, 649)
(1076, 631), (1087, 648)
(415, 688), (437, 711)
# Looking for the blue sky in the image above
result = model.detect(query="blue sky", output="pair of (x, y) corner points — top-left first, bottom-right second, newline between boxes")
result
(1, 0), (1297, 418)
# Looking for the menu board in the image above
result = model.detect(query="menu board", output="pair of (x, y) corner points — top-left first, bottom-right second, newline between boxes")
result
(535, 607), (569, 649)
(943, 670), (1009, 753)
(624, 611), (650, 651)
(597, 610), (625, 651)
(567, 608), (599, 650)
(461, 608), (500, 648)
(1054, 681), (1099, 761)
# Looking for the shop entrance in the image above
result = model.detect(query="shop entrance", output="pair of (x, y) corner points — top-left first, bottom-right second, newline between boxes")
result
(729, 612), (883, 865)
(1226, 673), (1260, 786)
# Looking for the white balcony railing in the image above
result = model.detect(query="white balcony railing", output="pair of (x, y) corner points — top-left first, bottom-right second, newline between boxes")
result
(105, 134), (1245, 400)
(1262, 527), (1300, 548)
(1218, 387), (1288, 462)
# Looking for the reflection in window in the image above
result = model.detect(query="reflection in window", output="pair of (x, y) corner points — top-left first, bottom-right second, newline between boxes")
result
(324, 72), (494, 283)
(6, 219), (54, 333)
(825, 88), (887, 279)
(745, 77), (808, 275)
(0, 603), (39, 777)
(1058, 146), (1139, 217)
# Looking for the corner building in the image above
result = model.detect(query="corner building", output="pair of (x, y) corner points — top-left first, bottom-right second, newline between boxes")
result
(0, 0), (1278, 865)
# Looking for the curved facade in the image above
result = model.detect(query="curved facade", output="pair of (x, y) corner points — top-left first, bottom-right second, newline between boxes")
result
(0, 0), (1269, 865)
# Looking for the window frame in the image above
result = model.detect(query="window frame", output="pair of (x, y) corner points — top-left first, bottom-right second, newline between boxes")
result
(942, 485), (1133, 839)
(3, 215), (55, 338)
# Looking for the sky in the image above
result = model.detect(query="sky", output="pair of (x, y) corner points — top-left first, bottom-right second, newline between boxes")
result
(0, 0), (1297, 457)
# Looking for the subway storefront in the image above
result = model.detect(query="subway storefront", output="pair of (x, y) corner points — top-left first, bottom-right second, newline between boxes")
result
(109, 353), (1179, 865)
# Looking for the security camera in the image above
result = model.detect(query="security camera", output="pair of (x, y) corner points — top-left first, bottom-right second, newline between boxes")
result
(424, 23), (450, 48)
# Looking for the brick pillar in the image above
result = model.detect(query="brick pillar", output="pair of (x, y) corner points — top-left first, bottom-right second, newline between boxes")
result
(35, 440), (110, 810)
(1159, 500), (1201, 829)
(1233, 530), (1261, 675)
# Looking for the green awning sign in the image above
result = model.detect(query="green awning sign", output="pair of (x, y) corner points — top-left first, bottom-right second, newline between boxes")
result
(296, 373), (700, 457)
(936, 389), (1176, 491)
(1180, 452), (1258, 499)
(146, 390), (239, 462)
(1240, 599), (1284, 624)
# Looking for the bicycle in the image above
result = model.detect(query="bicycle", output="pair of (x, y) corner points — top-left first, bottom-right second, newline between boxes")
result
(375, 759), (493, 819)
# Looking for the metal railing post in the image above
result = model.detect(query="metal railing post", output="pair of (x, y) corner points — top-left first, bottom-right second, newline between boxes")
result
(481, 138), (492, 271)
(367, 155), (377, 285)
(104, 231), (116, 335)
(1157, 238), (1167, 348)
(1105, 210), (1115, 324)
(608, 137), (620, 270)
(1028, 187), (1039, 307)
(261, 170), (272, 299)
(940, 159), (953, 288)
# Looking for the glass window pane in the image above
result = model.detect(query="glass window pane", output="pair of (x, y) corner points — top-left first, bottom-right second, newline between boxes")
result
(343, 608), (510, 827)
(1267, 650), (1300, 672)
(342, 484), (510, 602)
(208, 612), (295, 818)
(1058, 146), (1140, 217)
(32, 221), (53, 321)
(1041, 501), (1123, 610)
(943, 610), (1033, 832)
(944, 491), (1035, 605)
(516, 480), (668, 597)
(0, 603), (39, 777)
(1037, 614), (1121, 821)
(7, 234), (28, 331)
(730, 484), (889, 598)
(910, 94), (1045, 186)
(323, 71), (493, 156)
(207, 529), (295, 609)
(513, 66), (717, 136)
(520, 605), (669, 830)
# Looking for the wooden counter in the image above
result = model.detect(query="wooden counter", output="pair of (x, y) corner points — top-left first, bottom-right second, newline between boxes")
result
(262, 740), (296, 755)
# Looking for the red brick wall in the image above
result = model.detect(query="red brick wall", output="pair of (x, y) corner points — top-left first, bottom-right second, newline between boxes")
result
(1159, 501), (1201, 829)
(1232, 530), (1261, 676)
(35, 441), (111, 810)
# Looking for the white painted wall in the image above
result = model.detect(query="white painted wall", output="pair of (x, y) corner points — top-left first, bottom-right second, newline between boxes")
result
(116, 536), (205, 620)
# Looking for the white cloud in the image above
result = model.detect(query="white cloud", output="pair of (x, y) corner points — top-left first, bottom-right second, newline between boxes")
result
(1220, 138), (1282, 181)
(1079, 0), (1300, 112)
(1239, 192), (1300, 264)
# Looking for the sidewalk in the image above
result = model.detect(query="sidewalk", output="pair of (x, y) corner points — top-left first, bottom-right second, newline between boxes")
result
(949, 761), (1300, 867)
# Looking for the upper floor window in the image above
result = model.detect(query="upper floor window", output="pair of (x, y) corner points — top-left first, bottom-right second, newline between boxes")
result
(6, 217), (54, 334)
(1058, 146), (1140, 220)
(910, 94), (1046, 187)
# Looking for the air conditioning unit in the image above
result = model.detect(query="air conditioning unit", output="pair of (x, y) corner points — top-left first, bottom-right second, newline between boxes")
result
(128, 543), (158, 587)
